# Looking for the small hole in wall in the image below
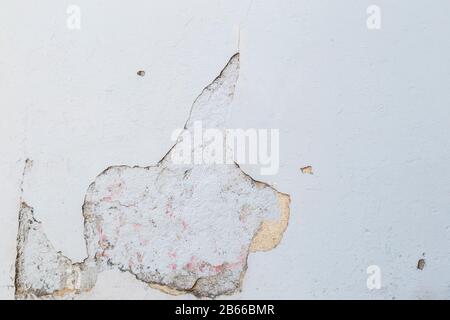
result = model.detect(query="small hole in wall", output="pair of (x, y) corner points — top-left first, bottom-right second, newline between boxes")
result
(137, 70), (146, 77)
(417, 259), (426, 270)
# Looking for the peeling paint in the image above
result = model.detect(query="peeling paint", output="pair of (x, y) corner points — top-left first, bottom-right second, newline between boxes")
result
(250, 193), (291, 252)
(14, 54), (291, 299)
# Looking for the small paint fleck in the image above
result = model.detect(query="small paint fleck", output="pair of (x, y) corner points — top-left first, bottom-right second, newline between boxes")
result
(300, 166), (313, 175)
(137, 70), (145, 77)
(417, 259), (426, 270)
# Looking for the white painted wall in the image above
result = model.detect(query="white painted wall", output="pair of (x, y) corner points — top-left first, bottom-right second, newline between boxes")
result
(1, 0), (449, 299)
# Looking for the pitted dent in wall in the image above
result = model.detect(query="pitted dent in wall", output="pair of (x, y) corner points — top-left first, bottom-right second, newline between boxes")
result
(417, 259), (426, 270)
(300, 166), (313, 175)
(14, 54), (291, 299)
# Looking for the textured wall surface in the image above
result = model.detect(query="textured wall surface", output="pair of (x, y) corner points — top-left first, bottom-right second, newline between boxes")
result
(1, 1), (450, 299)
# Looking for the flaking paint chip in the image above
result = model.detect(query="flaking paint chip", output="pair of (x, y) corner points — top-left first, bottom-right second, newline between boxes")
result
(301, 166), (313, 175)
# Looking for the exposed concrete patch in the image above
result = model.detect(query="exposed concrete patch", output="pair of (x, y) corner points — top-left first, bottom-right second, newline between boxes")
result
(14, 54), (291, 299)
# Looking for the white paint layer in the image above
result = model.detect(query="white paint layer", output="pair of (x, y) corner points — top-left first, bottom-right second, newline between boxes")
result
(1, 0), (450, 299)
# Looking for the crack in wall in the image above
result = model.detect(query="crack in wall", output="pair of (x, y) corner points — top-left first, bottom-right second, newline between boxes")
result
(14, 53), (291, 299)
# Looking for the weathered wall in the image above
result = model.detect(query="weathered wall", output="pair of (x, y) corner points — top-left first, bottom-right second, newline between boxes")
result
(1, 0), (450, 299)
